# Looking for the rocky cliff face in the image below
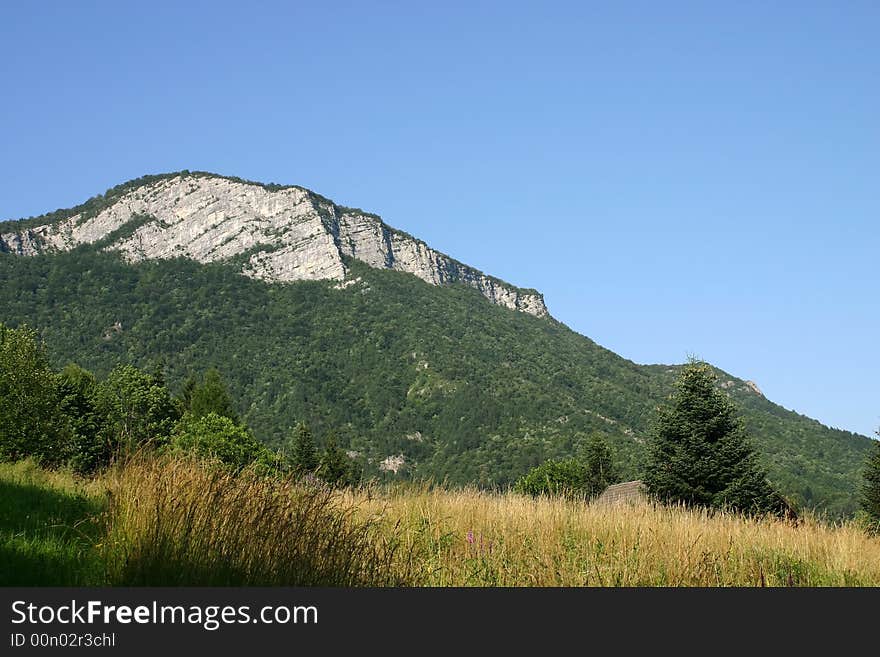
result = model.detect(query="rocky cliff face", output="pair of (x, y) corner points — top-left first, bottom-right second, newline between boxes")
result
(0, 174), (548, 317)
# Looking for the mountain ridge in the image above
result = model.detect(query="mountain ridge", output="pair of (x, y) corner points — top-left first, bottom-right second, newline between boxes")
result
(0, 171), (547, 317)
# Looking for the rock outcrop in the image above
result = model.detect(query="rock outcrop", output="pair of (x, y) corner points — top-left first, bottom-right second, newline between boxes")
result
(0, 174), (548, 317)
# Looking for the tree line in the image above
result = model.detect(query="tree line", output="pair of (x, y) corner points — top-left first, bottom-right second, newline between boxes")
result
(3, 321), (880, 527)
(0, 323), (357, 486)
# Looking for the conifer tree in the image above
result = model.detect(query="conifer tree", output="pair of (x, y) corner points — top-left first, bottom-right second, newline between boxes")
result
(860, 433), (880, 530)
(181, 375), (198, 411)
(318, 433), (354, 486)
(290, 422), (318, 474)
(644, 359), (787, 516)
(189, 369), (238, 423)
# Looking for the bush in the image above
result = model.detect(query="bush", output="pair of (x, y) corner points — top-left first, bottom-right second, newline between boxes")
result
(170, 413), (277, 470)
(515, 459), (591, 497)
(317, 433), (359, 487)
(515, 433), (618, 498)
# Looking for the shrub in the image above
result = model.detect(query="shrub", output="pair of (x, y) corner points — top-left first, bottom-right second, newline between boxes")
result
(515, 434), (618, 499)
(317, 433), (359, 487)
(515, 459), (591, 497)
(170, 413), (277, 470)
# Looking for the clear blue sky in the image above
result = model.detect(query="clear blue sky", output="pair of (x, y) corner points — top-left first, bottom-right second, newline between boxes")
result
(1, 2), (877, 437)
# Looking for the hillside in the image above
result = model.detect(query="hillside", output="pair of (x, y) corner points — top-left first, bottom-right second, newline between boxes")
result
(0, 173), (873, 516)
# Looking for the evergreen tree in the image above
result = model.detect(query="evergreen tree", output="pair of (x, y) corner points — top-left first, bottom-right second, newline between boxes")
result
(189, 368), (238, 423)
(317, 433), (355, 486)
(860, 433), (880, 531)
(180, 374), (198, 411)
(644, 360), (787, 516)
(290, 422), (318, 474)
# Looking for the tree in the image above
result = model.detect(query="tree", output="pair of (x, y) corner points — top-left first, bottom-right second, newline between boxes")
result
(180, 374), (198, 411)
(582, 433), (616, 496)
(289, 422), (318, 474)
(94, 364), (180, 457)
(0, 323), (68, 465)
(644, 360), (788, 516)
(317, 433), (356, 487)
(860, 432), (880, 531)
(189, 369), (238, 423)
(57, 363), (108, 473)
(171, 412), (276, 469)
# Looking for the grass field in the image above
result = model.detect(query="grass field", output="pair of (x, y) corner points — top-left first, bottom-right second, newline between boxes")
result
(0, 461), (105, 585)
(2, 457), (879, 587)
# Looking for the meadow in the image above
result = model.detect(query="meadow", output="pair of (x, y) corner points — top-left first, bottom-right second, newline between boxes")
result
(2, 456), (879, 587)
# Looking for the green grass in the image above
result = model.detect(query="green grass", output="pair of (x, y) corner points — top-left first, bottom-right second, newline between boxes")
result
(0, 461), (105, 585)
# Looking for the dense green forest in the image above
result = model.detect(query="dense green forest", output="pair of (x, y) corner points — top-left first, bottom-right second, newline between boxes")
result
(0, 246), (872, 515)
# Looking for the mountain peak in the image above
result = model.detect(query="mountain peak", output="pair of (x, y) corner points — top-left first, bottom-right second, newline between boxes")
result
(0, 172), (548, 317)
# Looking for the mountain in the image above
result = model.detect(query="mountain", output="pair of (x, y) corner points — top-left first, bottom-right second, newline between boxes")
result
(0, 172), (546, 316)
(0, 171), (872, 515)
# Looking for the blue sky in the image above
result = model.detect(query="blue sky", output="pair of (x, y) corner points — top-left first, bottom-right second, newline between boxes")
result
(1, 1), (878, 436)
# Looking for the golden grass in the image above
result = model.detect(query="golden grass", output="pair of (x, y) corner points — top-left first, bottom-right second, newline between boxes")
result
(5, 457), (880, 586)
(345, 485), (880, 586)
(100, 454), (408, 585)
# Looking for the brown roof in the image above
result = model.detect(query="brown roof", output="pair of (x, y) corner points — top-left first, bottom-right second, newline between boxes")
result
(595, 480), (647, 505)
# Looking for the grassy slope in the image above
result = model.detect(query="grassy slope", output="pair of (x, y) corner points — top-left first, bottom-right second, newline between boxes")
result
(2, 458), (880, 587)
(0, 461), (104, 585)
(0, 248), (872, 516)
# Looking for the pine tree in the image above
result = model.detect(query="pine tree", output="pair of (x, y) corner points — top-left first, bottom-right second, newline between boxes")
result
(189, 369), (238, 423)
(290, 422), (318, 474)
(860, 434), (880, 531)
(644, 359), (787, 516)
(318, 433), (354, 487)
(181, 374), (198, 411)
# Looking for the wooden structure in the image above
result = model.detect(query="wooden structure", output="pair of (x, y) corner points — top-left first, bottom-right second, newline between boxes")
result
(595, 480), (647, 505)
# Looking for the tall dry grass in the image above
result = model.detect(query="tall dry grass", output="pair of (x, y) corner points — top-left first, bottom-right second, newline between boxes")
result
(9, 455), (880, 586)
(346, 485), (880, 586)
(100, 454), (410, 586)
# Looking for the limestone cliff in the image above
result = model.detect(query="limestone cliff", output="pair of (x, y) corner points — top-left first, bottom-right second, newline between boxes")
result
(0, 173), (548, 317)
